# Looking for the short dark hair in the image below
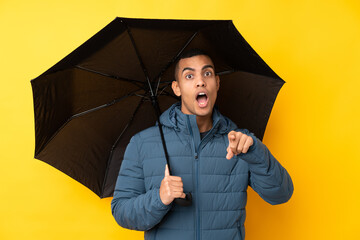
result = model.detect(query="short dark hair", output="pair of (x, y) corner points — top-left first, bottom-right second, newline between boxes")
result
(174, 48), (212, 81)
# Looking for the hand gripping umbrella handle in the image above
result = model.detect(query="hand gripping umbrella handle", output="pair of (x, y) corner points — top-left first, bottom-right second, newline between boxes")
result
(151, 97), (192, 207)
(174, 193), (193, 206)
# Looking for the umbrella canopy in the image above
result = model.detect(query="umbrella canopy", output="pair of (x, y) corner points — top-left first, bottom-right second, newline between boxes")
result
(31, 17), (284, 198)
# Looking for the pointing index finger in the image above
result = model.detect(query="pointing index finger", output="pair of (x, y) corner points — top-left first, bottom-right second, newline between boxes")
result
(228, 131), (236, 142)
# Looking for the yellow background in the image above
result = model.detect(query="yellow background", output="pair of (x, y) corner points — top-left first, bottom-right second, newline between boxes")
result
(1, 0), (359, 239)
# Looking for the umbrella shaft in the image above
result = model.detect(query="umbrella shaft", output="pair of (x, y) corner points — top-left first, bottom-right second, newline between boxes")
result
(151, 96), (172, 174)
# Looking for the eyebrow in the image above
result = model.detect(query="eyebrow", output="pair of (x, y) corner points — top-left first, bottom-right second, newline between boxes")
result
(181, 65), (214, 73)
(182, 67), (195, 73)
(202, 65), (214, 71)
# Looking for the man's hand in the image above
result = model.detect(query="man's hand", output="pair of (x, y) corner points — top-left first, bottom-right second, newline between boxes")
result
(159, 164), (186, 205)
(226, 131), (254, 160)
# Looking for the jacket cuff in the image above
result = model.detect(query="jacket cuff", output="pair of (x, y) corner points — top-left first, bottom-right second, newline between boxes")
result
(239, 134), (263, 164)
(154, 188), (172, 210)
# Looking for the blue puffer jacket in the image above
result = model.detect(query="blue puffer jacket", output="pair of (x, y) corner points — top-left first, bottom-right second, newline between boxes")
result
(111, 103), (293, 240)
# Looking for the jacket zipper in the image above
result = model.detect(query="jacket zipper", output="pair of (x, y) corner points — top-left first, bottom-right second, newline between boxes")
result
(195, 151), (200, 240)
(187, 116), (220, 240)
(186, 116), (200, 240)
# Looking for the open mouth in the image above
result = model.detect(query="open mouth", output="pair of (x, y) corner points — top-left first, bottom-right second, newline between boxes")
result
(196, 92), (208, 107)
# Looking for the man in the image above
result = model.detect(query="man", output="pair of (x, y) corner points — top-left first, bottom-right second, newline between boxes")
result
(111, 49), (293, 240)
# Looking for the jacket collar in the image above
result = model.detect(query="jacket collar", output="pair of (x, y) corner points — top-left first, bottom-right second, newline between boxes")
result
(159, 102), (237, 135)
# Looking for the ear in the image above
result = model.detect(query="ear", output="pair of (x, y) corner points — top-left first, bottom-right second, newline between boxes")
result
(172, 80), (181, 97)
(216, 75), (220, 91)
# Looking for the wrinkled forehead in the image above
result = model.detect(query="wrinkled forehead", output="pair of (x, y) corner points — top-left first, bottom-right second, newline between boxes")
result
(177, 55), (214, 72)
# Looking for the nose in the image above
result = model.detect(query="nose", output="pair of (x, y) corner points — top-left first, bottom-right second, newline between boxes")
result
(196, 76), (206, 87)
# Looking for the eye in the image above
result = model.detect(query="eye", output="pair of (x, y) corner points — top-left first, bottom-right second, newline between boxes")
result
(185, 74), (193, 79)
(204, 71), (212, 77)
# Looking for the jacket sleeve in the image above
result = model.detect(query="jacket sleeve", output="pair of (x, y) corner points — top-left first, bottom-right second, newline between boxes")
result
(111, 134), (171, 231)
(238, 129), (294, 205)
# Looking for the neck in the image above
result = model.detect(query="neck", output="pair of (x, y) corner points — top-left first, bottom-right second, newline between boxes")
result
(196, 115), (213, 133)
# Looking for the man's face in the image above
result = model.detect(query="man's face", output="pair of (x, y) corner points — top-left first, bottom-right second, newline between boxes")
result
(172, 55), (220, 118)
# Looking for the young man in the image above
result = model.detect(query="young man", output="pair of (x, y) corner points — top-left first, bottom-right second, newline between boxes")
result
(111, 49), (293, 240)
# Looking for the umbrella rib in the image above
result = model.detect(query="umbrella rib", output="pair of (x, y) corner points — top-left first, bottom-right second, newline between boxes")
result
(75, 65), (145, 89)
(158, 80), (173, 84)
(35, 90), (142, 157)
(154, 76), (161, 96)
(159, 89), (180, 101)
(157, 83), (171, 97)
(134, 93), (151, 101)
(122, 19), (154, 97)
(71, 90), (141, 119)
(154, 31), (198, 93)
(216, 69), (235, 76)
(100, 98), (145, 197)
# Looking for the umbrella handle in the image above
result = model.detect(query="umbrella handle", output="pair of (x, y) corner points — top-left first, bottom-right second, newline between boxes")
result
(151, 98), (192, 207)
(174, 192), (192, 206)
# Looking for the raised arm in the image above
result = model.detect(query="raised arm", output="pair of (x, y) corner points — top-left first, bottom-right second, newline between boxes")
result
(226, 130), (294, 205)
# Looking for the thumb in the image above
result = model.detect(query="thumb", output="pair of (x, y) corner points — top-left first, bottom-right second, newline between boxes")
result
(165, 164), (170, 177)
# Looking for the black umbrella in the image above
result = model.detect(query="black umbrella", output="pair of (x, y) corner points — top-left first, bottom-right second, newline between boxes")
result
(31, 17), (284, 200)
